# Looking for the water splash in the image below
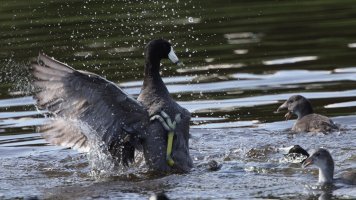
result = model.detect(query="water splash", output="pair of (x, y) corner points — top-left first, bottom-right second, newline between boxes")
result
(0, 60), (33, 96)
(75, 121), (146, 179)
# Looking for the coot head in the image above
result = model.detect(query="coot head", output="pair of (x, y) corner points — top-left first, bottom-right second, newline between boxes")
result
(302, 148), (334, 169)
(302, 148), (334, 184)
(145, 39), (182, 66)
(277, 95), (314, 119)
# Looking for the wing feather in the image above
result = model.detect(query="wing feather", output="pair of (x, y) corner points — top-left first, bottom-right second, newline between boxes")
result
(32, 53), (149, 166)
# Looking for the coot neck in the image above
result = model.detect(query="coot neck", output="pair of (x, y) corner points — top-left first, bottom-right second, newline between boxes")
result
(144, 57), (160, 77)
(298, 101), (314, 119)
(142, 56), (169, 96)
(319, 166), (334, 184)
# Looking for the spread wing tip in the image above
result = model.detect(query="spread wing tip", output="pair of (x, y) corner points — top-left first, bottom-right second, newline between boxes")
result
(36, 52), (74, 73)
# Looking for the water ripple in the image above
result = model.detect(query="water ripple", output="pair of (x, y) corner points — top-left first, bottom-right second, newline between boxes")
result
(180, 89), (356, 113)
(325, 101), (356, 108)
(124, 69), (356, 95)
(262, 56), (318, 65)
(0, 97), (35, 108)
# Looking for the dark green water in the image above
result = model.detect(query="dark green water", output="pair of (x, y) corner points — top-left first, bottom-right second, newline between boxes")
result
(1, 0), (356, 199)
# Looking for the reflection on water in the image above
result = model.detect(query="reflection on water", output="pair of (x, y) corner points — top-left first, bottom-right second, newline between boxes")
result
(262, 56), (318, 65)
(348, 43), (356, 48)
(325, 101), (356, 109)
(1, 0), (356, 199)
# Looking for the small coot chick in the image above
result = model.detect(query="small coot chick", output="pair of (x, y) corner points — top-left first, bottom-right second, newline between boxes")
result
(277, 95), (338, 133)
(31, 39), (192, 173)
(280, 145), (309, 164)
(207, 160), (222, 171)
(302, 148), (356, 185)
(149, 193), (170, 200)
(24, 196), (39, 200)
(287, 145), (309, 157)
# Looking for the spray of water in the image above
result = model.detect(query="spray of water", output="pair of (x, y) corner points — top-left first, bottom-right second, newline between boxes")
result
(0, 59), (33, 96)
(75, 120), (147, 179)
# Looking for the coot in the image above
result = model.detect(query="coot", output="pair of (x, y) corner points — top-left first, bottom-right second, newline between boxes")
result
(277, 95), (338, 133)
(303, 148), (356, 185)
(32, 39), (193, 172)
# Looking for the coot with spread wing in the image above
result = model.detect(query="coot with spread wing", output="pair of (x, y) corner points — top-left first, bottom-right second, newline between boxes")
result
(32, 39), (193, 173)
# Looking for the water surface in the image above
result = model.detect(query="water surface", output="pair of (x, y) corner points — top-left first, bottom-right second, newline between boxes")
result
(1, 0), (356, 199)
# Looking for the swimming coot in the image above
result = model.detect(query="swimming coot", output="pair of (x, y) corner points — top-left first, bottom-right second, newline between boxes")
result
(279, 145), (309, 164)
(277, 95), (338, 133)
(303, 148), (356, 185)
(149, 193), (170, 200)
(31, 39), (193, 173)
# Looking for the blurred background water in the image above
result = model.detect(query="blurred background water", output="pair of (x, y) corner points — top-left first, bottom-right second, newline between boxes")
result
(0, 0), (356, 199)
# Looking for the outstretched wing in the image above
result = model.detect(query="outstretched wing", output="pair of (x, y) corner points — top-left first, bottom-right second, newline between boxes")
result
(32, 53), (149, 166)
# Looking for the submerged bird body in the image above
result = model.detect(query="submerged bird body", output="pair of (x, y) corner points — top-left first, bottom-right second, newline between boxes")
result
(303, 148), (356, 185)
(292, 113), (337, 133)
(281, 145), (310, 164)
(31, 39), (192, 172)
(277, 95), (338, 133)
(138, 93), (191, 171)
